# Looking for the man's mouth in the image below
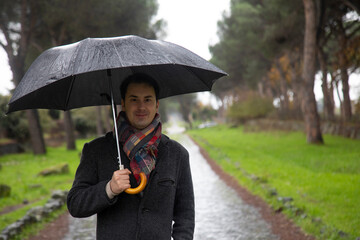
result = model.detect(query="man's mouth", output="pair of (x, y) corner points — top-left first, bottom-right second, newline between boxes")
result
(135, 113), (147, 118)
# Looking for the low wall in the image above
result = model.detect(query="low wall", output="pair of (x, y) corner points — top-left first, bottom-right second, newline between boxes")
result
(0, 142), (24, 156)
(0, 190), (68, 240)
(243, 119), (360, 140)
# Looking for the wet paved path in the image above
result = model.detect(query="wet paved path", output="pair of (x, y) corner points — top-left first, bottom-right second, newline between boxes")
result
(63, 134), (278, 240)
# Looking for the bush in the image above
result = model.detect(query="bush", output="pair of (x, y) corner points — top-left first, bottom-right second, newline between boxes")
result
(71, 107), (97, 137)
(74, 117), (95, 138)
(192, 104), (217, 122)
(48, 109), (60, 120)
(38, 109), (58, 135)
(227, 95), (274, 123)
(0, 95), (29, 142)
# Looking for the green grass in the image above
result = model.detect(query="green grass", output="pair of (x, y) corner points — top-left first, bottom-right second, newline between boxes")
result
(0, 139), (89, 233)
(188, 125), (360, 240)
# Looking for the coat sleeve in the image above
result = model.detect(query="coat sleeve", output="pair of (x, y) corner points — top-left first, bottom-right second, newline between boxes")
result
(67, 143), (116, 218)
(172, 146), (195, 240)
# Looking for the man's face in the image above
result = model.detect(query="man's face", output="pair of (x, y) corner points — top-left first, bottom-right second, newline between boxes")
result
(121, 82), (159, 130)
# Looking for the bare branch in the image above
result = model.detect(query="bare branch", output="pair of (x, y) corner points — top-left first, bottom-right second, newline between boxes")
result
(31, 41), (45, 52)
(342, 0), (360, 14)
(58, 24), (66, 45)
(348, 24), (360, 39)
(0, 42), (6, 50)
(0, 23), (15, 59)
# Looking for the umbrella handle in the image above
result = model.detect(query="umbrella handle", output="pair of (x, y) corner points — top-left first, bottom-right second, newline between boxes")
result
(119, 165), (147, 194)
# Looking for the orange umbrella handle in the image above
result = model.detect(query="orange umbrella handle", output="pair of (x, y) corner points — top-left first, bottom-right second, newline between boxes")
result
(125, 172), (147, 194)
(119, 165), (147, 194)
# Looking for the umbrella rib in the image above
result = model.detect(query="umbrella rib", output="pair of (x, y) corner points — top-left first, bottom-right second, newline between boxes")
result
(64, 75), (76, 110)
(111, 41), (123, 67)
(183, 65), (212, 90)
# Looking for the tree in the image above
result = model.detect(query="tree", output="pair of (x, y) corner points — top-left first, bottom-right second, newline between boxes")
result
(332, 11), (360, 121)
(0, 0), (47, 154)
(176, 94), (197, 129)
(1, 0), (163, 151)
(316, 2), (336, 122)
(315, 1), (360, 123)
(318, 0), (360, 122)
(301, 0), (324, 144)
(32, 0), (162, 149)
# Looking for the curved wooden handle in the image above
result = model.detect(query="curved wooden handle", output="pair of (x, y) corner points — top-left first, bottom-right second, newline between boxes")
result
(125, 172), (147, 194)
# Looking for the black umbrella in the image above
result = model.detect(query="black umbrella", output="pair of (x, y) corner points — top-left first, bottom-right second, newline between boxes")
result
(7, 35), (227, 193)
(8, 35), (226, 112)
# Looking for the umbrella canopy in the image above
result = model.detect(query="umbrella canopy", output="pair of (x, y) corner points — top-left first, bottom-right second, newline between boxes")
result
(8, 35), (227, 113)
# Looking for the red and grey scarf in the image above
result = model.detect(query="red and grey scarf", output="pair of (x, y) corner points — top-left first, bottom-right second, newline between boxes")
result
(116, 111), (162, 183)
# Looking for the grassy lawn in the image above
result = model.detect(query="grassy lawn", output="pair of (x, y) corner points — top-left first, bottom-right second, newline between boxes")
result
(0, 139), (89, 233)
(188, 125), (360, 240)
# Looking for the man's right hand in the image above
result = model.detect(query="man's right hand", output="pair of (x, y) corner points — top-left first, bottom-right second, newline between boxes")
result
(109, 169), (132, 195)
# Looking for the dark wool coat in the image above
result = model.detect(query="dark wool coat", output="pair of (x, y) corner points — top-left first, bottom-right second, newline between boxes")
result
(67, 132), (195, 240)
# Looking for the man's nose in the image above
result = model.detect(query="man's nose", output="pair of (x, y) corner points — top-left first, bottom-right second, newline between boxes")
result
(137, 100), (145, 109)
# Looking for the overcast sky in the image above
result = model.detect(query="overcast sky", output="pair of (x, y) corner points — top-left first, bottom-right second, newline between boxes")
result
(156, 0), (229, 60)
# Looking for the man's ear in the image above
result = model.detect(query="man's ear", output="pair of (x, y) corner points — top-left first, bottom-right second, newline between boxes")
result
(156, 100), (159, 111)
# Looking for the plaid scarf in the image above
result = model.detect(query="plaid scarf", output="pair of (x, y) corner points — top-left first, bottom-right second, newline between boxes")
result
(116, 111), (162, 183)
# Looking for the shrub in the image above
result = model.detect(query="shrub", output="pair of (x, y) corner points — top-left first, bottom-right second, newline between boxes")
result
(227, 95), (274, 123)
(0, 95), (29, 142)
(73, 116), (96, 138)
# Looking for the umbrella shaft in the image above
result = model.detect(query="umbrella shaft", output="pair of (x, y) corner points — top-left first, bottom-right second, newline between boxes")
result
(107, 69), (122, 167)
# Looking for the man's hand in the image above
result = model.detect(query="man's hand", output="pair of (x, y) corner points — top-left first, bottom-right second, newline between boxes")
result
(109, 169), (132, 195)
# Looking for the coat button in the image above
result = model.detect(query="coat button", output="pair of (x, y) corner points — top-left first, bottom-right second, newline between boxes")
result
(142, 208), (150, 213)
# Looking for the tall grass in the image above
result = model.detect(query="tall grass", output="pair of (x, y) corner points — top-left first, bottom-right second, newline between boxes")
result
(188, 125), (360, 240)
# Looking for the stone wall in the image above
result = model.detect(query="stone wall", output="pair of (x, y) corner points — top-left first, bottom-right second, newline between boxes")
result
(0, 190), (68, 240)
(243, 119), (360, 140)
(0, 142), (24, 156)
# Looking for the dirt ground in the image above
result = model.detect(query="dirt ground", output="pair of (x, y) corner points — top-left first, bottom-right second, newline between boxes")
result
(27, 140), (316, 240)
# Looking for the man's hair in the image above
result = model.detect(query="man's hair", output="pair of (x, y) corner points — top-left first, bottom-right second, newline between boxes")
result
(120, 73), (160, 100)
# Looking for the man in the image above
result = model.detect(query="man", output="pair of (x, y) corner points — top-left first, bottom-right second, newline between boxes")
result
(67, 73), (195, 240)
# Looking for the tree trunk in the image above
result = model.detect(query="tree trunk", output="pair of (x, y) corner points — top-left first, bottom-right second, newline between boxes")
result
(334, 79), (344, 119)
(26, 109), (46, 154)
(177, 95), (195, 129)
(329, 72), (336, 116)
(217, 96), (227, 123)
(96, 106), (105, 136)
(317, 48), (335, 121)
(64, 111), (76, 150)
(275, 59), (290, 119)
(302, 0), (324, 144)
(104, 106), (112, 132)
(289, 58), (303, 120)
(337, 24), (352, 122)
(10, 55), (47, 154)
(2, 1), (47, 155)
(339, 58), (352, 121)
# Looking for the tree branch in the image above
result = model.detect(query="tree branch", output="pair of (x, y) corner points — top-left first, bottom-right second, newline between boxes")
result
(58, 23), (66, 45)
(0, 22), (15, 61)
(348, 24), (360, 39)
(31, 41), (45, 52)
(342, 0), (360, 14)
